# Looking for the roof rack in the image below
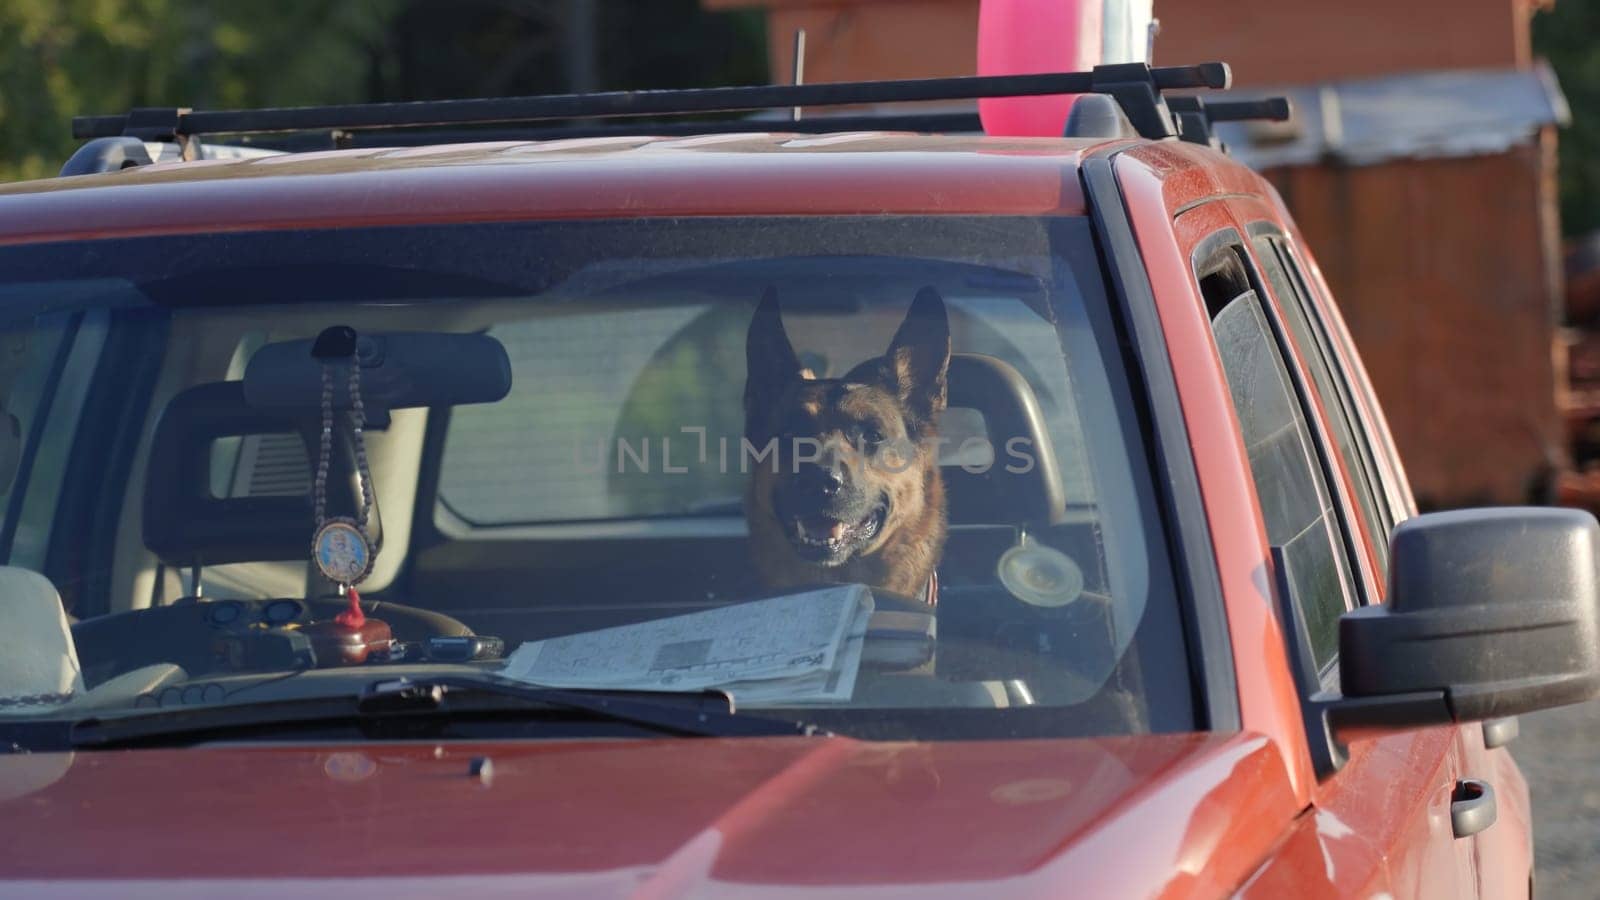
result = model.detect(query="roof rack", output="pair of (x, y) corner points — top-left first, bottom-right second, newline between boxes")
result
(74, 62), (1232, 144)
(64, 61), (1294, 175)
(1168, 95), (1293, 148)
(133, 97), (1291, 156)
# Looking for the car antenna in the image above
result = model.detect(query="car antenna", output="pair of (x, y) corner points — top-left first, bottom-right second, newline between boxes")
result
(791, 28), (807, 123)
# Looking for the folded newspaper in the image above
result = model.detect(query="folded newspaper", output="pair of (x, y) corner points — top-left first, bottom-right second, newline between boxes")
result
(498, 584), (875, 704)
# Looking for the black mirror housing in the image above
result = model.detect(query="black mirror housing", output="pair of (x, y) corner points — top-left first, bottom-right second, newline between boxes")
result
(243, 330), (512, 415)
(1316, 507), (1600, 769)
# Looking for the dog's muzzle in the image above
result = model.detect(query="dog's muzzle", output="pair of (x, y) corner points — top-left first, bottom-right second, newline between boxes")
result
(773, 462), (889, 565)
(786, 504), (887, 565)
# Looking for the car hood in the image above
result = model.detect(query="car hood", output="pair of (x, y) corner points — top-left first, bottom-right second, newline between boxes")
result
(0, 731), (1295, 899)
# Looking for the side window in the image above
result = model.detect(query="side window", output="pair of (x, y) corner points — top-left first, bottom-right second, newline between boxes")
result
(1199, 245), (1355, 676)
(3, 312), (108, 573)
(1252, 236), (1393, 580)
(1275, 236), (1413, 522)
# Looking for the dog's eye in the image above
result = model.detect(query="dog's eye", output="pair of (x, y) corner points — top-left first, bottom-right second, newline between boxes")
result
(861, 426), (885, 447)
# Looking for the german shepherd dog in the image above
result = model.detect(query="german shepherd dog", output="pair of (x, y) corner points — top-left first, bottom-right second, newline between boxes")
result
(743, 287), (950, 600)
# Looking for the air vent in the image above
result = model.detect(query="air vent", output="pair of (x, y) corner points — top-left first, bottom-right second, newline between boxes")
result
(242, 433), (310, 497)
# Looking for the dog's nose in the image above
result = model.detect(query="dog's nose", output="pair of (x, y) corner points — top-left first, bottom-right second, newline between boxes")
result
(820, 467), (844, 496)
(799, 462), (845, 497)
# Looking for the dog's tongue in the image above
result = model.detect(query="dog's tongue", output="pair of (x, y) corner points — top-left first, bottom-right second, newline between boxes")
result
(800, 517), (849, 542)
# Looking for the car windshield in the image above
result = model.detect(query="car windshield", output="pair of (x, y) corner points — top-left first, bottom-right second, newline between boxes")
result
(0, 215), (1191, 741)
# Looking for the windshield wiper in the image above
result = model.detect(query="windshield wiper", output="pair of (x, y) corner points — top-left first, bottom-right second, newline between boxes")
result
(363, 676), (827, 737)
(59, 675), (826, 750)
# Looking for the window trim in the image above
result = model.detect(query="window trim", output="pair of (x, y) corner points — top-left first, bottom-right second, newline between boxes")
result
(1265, 238), (1392, 559)
(1190, 226), (1363, 776)
(1082, 157), (1240, 733)
(43, 309), (170, 618)
(1269, 233), (1415, 526)
(1190, 228), (1361, 676)
(1195, 231), (1376, 607)
(1243, 224), (1391, 592)
(0, 313), (82, 565)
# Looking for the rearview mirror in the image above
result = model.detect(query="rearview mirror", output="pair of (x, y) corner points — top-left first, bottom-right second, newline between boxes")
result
(1313, 507), (1600, 768)
(243, 330), (512, 415)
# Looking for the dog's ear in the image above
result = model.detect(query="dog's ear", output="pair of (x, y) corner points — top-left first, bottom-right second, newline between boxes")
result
(885, 287), (951, 432)
(745, 287), (804, 421)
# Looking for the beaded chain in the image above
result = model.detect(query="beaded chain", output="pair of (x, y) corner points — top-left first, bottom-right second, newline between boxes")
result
(313, 350), (380, 556)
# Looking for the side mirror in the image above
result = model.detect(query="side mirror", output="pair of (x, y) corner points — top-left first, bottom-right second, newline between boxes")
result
(1312, 507), (1600, 769)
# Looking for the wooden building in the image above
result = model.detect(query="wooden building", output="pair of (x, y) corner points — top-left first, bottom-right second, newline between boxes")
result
(707, 0), (1569, 509)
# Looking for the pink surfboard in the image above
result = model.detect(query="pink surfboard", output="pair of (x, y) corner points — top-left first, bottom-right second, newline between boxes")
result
(978, 0), (1153, 137)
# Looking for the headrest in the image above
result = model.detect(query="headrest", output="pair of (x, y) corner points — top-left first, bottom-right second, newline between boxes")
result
(943, 353), (1065, 527)
(0, 567), (82, 713)
(144, 381), (377, 567)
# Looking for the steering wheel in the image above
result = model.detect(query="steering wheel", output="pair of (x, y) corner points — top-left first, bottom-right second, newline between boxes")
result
(71, 596), (473, 687)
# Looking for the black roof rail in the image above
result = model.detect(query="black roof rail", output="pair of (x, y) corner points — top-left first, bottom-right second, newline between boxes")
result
(59, 136), (154, 176)
(1168, 95), (1292, 148)
(225, 111), (986, 153)
(74, 62), (1231, 143)
(219, 95), (1287, 154)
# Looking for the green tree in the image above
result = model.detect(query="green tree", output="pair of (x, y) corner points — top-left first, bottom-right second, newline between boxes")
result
(0, 0), (401, 182)
(0, 0), (766, 183)
(1535, 0), (1600, 237)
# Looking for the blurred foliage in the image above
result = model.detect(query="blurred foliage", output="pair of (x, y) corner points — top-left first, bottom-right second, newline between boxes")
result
(1535, 0), (1600, 237)
(0, 0), (401, 181)
(0, 0), (767, 183)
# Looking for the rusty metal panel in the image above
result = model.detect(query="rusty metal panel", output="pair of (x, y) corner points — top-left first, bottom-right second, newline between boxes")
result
(1212, 65), (1568, 170)
(1267, 141), (1562, 507)
(1155, 0), (1533, 85)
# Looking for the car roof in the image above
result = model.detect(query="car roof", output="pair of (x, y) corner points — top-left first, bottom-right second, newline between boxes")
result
(0, 132), (1119, 247)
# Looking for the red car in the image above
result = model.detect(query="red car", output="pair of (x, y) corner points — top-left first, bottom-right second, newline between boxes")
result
(0, 64), (1595, 898)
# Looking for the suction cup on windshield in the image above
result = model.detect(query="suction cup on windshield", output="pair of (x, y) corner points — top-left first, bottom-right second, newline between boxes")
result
(997, 533), (1083, 608)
